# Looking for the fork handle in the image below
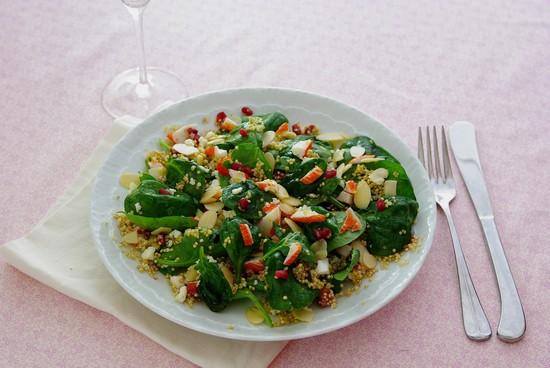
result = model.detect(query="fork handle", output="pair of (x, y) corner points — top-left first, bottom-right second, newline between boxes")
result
(440, 204), (492, 341)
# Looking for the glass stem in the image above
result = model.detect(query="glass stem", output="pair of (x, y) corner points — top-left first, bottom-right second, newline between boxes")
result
(127, 6), (148, 85)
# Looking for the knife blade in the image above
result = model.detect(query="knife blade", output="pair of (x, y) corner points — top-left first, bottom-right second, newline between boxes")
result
(449, 121), (525, 342)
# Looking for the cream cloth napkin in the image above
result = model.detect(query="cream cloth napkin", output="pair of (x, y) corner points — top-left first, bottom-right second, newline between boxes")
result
(0, 116), (287, 368)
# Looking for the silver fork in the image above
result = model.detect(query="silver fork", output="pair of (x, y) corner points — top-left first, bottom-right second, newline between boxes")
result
(419, 126), (492, 341)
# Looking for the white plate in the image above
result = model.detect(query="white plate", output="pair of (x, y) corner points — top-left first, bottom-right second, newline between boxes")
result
(90, 87), (436, 341)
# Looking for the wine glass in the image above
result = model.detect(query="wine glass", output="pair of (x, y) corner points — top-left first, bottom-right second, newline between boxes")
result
(102, 0), (187, 120)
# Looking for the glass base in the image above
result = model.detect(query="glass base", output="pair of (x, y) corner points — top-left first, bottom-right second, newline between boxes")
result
(102, 67), (187, 120)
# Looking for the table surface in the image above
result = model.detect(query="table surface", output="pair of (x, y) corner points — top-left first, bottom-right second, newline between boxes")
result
(1, 0), (549, 367)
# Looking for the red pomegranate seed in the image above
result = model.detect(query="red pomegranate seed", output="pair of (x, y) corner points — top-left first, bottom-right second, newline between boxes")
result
(291, 123), (302, 135)
(239, 198), (250, 210)
(304, 124), (316, 135)
(231, 162), (243, 171)
(314, 227), (332, 240)
(317, 287), (335, 307)
(186, 127), (198, 135)
(156, 234), (166, 246)
(216, 111), (227, 124)
(273, 170), (286, 180)
(241, 166), (254, 177)
(239, 129), (248, 137)
(241, 106), (253, 116)
(376, 198), (386, 211)
(187, 281), (199, 297)
(324, 169), (337, 179)
(274, 269), (289, 280)
(158, 188), (173, 195)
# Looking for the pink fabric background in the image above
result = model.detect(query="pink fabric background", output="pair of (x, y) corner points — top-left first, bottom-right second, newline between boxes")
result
(1, 0), (549, 366)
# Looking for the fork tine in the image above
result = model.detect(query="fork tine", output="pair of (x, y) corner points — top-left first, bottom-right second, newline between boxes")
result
(425, 126), (434, 179)
(433, 126), (442, 181)
(441, 126), (453, 180)
(418, 127), (425, 168)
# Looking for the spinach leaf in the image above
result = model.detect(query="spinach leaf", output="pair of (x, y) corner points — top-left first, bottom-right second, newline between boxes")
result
(124, 180), (197, 217)
(156, 234), (201, 269)
(326, 210), (367, 252)
(319, 177), (342, 196)
(139, 172), (157, 182)
(233, 289), (273, 327)
(360, 196), (418, 256)
(263, 232), (316, 265)
(265, 252), (319, 311)
(165, 159), (211, 197)
(196, 247), (233, 312)
(126, 213), (197, 231)
(220, 218), (260, 280)
(231, 142), (273, 178)
(278, 136), (332, 162)
(333, 248), (360, 281)
(280, 158), (328, 197)
(242, 112), (288, 132)
(221, 180), (272, 220)
(217, 130), (262, 150)
(365, 160), (415, 200)
(341, 136), (395, 160)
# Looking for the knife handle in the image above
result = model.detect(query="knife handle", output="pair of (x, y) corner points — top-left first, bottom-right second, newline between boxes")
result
(480, 217), (526, 342)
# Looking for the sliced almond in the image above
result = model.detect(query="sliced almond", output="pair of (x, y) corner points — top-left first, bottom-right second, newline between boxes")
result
(245, 307), (265, 325)
(280, 131), (297, 139)
(384, 180), (397, 196)
(119, 172), (140, 189)
(349, 145), (366, 158)
(336, 244), (352, 258)
(122, 230), (139, 244)
(258, 207), (281, 236)
(361, 249), (378, 269)
(336, 190), (353, 205)
(141, 246), (156, 260)
(264, 151), (275, 170)
(148, 166), (166, 180)
(282, 196), (301, 207)
(151, 227), (172, 235)
(351, 155), (384, 164)
(294, 308), (314, 322)
(204, 201), (224, 212)
(284, 217), (303, 233)
(336, 163), (352, 178)
(229, 169), (247, 184)
(172, 143), (199, 156)
(198, 210), (218, 229)
(354, 180), (372, 209)
(169, 275), (185, 289)
(220, 264), (234, 285)
(262, 131), (276, 147)
(201, 183), (222, 204)
(332, 149), (344, 162)
(279, 202), (297, 216)
(316, 132), (349, 147)
(369, 168), (389, 185)
(316, 259), (330, 275)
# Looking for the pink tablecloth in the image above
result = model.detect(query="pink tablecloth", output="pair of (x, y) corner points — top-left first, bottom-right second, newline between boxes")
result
(1, 0), (549, 366)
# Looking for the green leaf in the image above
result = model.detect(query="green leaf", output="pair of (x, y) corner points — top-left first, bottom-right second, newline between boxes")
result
(221, 180), (272, 220)
(165, 159), (211, 197)
(242, 112), (288, 132)
(326, 210), (367, 252)
(280, 158), (328, 197)
(220, 218), (260, 280)
(124, 180), (197, 217)
(231, 142), (272, 178)
(263, 232), (316, 265)
(156, 234), (201, 269)
(333, 249), (360, 281)
(233, 289), (273, 327)
(341, 136), (395, 160)
(196, 247), (233, 312)
(265, 252), (318, 311)
(125, 213), (197, 231)
(360, 196), (418, 256)
(365, 160), (415, 200)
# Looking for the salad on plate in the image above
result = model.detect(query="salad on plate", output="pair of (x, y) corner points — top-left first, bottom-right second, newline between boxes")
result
(114, 108), (418, 327)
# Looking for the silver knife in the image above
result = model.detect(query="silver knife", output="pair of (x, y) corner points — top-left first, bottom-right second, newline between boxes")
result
(449, 121), (525, 342)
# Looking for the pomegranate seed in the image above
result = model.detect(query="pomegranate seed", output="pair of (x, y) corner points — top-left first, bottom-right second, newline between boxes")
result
(273, 170), (286, 180)
(186, 127), (198, 135)
(239, 129), (248, 137)
(216, 111), (227, 124)
(187, 281), (199, 297)
(156, 234), (166, 246)
(304, 124), (316, 135)
(274, 269), (289, 280)
(317, 287), (335, 307)
(241, 166), (254, 177)
(291, 123), (302, 135)
(239, 198), (250, 211)
(376, 199), (386, 211)
(241, 106), (253, 116)
(231, 162), (243, 171)
(324, 169), (337, 179)
(136, 228), (145, 235)
(158, 188), (173, 195)
(313, 227), (332, 240)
